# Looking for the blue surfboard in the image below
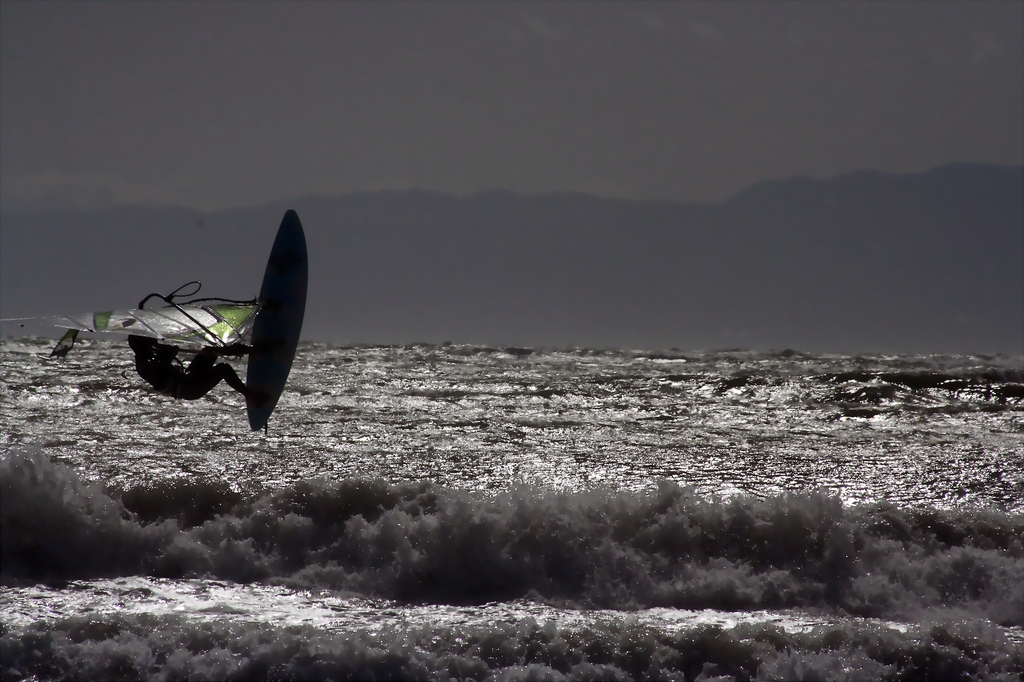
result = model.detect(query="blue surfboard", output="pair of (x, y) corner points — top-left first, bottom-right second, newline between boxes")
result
(246, 210), (308, 431)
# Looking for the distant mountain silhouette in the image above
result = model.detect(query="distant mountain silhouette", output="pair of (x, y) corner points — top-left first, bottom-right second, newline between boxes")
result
(2, 163), (1021, 354)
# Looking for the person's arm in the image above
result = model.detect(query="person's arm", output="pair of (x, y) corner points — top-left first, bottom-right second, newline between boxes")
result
(215, 343), (252, 357)
(154, 341), (180, 360)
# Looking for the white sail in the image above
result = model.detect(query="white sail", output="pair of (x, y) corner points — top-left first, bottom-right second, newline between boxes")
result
(54, 303), (260, 346)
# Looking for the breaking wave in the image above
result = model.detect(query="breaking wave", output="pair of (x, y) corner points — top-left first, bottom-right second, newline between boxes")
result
(3, 451), (1021, 631)
(2, 612), (1021, 681)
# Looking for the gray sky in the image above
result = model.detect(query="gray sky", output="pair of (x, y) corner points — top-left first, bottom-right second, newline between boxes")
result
(2, 1), (1022, 211)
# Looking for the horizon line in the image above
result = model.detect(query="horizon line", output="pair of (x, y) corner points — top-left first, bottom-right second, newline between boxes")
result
(1, 161), (1020, 218)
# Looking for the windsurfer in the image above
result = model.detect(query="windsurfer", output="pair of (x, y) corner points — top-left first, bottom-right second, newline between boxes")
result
(128, 335), (266, 404)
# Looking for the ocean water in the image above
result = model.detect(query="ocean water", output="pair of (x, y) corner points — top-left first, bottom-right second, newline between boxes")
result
(1, 337), (1022, 681)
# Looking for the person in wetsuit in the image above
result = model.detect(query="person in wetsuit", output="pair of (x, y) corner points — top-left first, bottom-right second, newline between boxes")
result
(128, 335), (265, 403)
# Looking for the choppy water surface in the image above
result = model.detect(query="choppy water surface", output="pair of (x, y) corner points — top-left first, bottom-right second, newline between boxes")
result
(4, 339), (1022, 508)
(2, 338), (1022, 680)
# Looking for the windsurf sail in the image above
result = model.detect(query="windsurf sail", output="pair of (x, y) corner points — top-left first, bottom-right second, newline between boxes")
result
(50, 329), (79, 358)
(51, 302), (260, 346)
(2, 282), (262, 357)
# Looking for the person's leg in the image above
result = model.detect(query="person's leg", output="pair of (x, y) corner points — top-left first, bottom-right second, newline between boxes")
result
(176, 349), (224, 399)
(176, 348), (269, 405)
(214, 363), (249, 395)
(213, 363), (269, 406)
(179, 358), (267, 404)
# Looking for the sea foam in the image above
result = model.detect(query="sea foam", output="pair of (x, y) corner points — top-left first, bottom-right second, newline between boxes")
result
(2, 611), (1021, 681)
(3, 451), (1021, 629)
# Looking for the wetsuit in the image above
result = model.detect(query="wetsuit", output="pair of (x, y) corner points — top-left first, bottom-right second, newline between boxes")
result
(128, 335), (255, 401)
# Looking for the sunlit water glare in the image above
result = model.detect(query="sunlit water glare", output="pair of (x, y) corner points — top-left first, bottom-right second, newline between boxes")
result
(2, 338), (1022, 680)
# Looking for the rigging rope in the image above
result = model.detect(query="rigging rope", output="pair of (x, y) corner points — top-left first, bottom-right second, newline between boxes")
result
(138, 282), (258, 310)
